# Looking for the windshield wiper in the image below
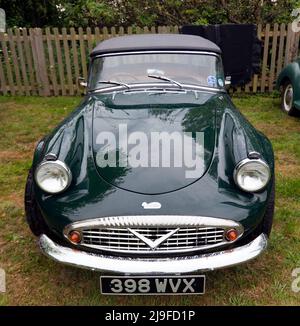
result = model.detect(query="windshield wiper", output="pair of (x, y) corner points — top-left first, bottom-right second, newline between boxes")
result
(97, 80), (131, 89)
(147, 74), (183, 89)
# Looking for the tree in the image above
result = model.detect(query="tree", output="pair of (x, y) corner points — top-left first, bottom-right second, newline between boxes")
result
(1, 0), (300, 28)
(219, 0), (300, 24)
(0, 0), (63, 27)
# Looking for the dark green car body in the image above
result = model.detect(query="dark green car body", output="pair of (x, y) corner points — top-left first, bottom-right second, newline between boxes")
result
(26, 34), (274, 274)
(32, 90), (274, 244)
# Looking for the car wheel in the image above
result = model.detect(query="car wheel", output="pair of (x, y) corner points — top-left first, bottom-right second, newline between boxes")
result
(261, 176), (275, 238)
(281, 82), (298, 116)
(24, 168), (49, 236)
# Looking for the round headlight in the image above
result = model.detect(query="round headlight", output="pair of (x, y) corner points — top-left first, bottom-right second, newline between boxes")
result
(35, 160), (72, 194)
(234, 159), (270, 192)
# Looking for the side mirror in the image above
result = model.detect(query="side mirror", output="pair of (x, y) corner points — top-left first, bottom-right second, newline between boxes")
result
(78, 77), (87, 88)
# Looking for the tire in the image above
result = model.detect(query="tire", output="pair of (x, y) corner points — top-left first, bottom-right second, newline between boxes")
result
(281, 82), (298, 116)
(261, 177), (275, 237)
(24, 168), (49, 236)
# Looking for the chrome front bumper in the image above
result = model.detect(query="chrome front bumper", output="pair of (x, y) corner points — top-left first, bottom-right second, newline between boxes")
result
(38, 233), (268, 274)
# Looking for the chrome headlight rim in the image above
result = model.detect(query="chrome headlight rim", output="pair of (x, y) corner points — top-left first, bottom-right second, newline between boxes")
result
(34, 160), (72, 194)
(234, 158), (271, 193)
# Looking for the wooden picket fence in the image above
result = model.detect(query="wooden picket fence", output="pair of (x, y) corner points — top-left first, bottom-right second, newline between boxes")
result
(0, 24), (299, 96)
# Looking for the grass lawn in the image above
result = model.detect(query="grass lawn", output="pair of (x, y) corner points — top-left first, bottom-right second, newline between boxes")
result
(0, 94), (299, 305)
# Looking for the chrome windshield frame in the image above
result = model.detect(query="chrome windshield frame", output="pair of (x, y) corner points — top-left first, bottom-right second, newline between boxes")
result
(88, 50), (225, 94)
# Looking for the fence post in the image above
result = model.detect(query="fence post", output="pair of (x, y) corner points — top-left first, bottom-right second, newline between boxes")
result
(252, 24), (262, 93)
(284, 23), (292, 66)
(45, 27), (58, 96)
(0, 32), (7, 95)
(269, 23), (279, 92)
(293, 31), (300, 61)
(78, 27), (87, 80)
(260, 24), (270, 93)
(7, 28), (23, 95)
(15, 28), (30, 95)
(22, 28), (37, 95)
(289, 29), (300, 62)
(30, 28), (50, 96)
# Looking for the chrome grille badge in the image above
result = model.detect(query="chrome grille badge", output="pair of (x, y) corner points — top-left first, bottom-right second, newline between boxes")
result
(127, 227), (180, 250)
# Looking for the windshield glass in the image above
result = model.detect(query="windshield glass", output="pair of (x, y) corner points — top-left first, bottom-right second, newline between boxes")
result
(89, 53), (224, 90)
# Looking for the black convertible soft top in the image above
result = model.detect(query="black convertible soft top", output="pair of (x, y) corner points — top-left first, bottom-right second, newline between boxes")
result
(90, 34), (221, 56)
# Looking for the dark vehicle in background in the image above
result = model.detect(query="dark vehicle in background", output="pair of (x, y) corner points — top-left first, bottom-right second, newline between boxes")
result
(277, 58), (300, 116)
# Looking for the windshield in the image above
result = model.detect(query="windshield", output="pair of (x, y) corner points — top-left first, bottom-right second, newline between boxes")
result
(88, 52), (224, 90)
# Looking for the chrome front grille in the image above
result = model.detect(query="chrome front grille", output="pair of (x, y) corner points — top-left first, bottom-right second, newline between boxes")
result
(81, 227), (225, 253)
(64, 215), (244, 254)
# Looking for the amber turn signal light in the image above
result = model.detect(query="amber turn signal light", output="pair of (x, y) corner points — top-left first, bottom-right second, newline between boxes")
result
(225, 229), (238, 242)
(68, 230), (82, 244)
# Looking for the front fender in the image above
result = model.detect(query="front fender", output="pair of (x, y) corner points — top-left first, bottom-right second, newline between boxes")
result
(216, 95), (274, 170)
(32, 96), (94, 176)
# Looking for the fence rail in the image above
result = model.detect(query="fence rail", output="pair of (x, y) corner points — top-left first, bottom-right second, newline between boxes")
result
(0, 25), (299, 96)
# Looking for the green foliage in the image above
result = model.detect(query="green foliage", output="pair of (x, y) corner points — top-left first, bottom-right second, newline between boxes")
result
(62, 0), (118, 27)
(0, 0), (62, 27)
(218, 0), (300, 24)
(0, 0), (300, 28)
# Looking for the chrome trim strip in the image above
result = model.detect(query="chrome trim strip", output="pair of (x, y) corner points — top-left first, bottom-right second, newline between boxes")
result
(92, 50), (221, 59)
(64, 215), (242, 230)
(38, 233), (268, 274)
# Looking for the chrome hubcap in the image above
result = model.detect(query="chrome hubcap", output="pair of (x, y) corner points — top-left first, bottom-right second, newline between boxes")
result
(284, 84), (293, 112)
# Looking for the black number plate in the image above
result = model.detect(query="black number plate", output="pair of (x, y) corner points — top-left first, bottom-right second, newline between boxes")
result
(100, 275), (205, 295)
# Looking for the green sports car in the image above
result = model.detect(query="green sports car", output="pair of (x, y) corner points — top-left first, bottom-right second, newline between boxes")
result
(25, 34), (274, 294)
